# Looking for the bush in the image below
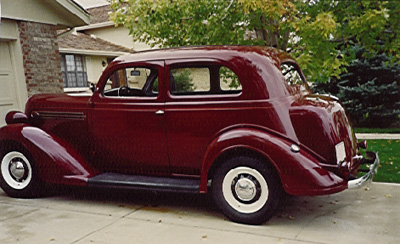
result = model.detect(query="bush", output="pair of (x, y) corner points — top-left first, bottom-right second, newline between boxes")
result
(171, 69), (195, 92)
(313, 51), (400, 128)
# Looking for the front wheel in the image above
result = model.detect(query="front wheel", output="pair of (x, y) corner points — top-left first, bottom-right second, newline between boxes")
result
(212, 156), (283, 225)
(0, 148), (42, 198)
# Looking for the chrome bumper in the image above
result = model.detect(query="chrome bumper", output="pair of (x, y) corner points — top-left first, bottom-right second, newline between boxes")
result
(348, 151), (379, 189)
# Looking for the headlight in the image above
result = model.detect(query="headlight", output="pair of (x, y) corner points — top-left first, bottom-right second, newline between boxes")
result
(335, 142), (346, 165)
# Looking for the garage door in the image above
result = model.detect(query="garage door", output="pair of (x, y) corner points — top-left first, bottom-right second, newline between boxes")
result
(0, 41), (18, 127)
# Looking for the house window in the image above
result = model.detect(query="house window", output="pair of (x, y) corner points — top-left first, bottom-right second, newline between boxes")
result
(60, 54), (88, 88)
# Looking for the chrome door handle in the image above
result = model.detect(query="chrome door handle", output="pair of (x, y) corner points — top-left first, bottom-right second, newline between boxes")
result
(155, 110), (164, 115)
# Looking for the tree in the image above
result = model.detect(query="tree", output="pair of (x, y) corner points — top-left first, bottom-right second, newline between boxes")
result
(109, 0), (400, 83)
(313, 47), (400, 127)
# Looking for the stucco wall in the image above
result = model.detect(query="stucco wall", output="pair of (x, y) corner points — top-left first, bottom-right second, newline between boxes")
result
(84, 26), (151, 51)
(86, 55), (108, 84)
(18, 21), (64, 95)
(2, 0), (89, 28)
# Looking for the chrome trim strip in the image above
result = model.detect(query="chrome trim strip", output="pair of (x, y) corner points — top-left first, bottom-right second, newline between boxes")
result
(32, 111), (86, 120)
(348, 152), (379, 189)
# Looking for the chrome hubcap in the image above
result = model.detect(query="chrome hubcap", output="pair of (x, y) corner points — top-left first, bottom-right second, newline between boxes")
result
(1, 151), (32, 190)
(9, 159), (27, 181)
(235, 177), (256, 201)
(222, 166), (269, 214)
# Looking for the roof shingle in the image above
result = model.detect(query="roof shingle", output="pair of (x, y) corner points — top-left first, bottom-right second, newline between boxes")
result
(86, 4), (112, 24)
(58, 31), (132, 53)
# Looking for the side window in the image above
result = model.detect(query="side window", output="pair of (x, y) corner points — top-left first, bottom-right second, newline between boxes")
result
(170, 67), (210, 94)
(104, 67), (158, 97)
(219, 66), (242, 92)
(170, 65), (241, 96)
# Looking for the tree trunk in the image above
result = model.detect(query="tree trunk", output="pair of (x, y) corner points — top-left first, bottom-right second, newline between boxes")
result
(255, 14), (278, 48)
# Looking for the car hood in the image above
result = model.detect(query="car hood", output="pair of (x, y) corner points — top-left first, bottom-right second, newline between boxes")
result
(25, 93), (91, 115)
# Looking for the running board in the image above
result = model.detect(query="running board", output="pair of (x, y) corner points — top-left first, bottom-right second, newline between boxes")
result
(88, 173), (200, 193)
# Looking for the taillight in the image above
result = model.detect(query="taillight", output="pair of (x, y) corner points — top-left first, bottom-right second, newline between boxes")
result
(357, 140), (367, 149)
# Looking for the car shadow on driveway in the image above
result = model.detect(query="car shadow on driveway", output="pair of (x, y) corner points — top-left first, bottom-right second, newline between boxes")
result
(45, 185), (353, 226)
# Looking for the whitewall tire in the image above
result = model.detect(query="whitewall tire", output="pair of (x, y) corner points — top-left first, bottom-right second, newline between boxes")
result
(212, 156), (282, 225)
(0, 147), (41, 198)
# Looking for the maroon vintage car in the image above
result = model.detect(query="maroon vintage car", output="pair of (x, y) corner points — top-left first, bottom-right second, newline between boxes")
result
(0, 46), (379, 224)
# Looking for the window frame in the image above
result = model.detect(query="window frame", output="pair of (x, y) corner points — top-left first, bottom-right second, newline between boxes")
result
(166, 59), (243, 101)
(100, 63), (162, 101)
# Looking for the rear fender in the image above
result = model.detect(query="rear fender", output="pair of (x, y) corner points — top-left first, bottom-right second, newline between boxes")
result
(200, 128), (347, 195)
(0, 124), (98, 186)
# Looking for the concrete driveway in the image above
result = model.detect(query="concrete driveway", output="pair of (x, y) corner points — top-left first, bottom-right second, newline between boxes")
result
(0, 182), (399, 244)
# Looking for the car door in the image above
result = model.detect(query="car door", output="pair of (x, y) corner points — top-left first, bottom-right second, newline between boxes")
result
(164, 59), (244, 176)
(89, 61), (170, 175)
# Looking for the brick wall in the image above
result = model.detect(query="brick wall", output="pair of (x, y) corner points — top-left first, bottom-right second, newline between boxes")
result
(18, 21), (63, 96)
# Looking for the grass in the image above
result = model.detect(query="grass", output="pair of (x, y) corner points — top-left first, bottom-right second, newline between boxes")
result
(355, 128), (400, 133)
(360, 139), (400, 183)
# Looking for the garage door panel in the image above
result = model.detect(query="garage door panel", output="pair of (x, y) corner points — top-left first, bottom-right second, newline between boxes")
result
(0, 72), (15, 105)
(0, 41), (18, 126)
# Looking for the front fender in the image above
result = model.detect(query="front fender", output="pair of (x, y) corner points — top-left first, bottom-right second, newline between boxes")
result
(0, 124), (98, 186)
(200, 128), (347, 196)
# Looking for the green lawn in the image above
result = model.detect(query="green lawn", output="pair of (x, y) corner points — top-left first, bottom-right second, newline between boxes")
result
(355, 128), (400, 133)
(360, 139), (400, 183)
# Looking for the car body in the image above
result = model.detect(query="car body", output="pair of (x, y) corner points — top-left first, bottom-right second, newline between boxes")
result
(0, 46), (379, 224)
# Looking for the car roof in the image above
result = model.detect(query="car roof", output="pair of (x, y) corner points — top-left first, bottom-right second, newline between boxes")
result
(113, 45), (293, 65)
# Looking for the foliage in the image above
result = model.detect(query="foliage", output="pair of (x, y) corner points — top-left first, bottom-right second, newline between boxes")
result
(110, 0), (251, 47)
(109, 0), (400, 83)
(171, 69), (195, 93)
(219, 66), (241, 89)
(295, 1), (398, 80)
(314, 49), (400, 128)
(152, 78), (159, 92)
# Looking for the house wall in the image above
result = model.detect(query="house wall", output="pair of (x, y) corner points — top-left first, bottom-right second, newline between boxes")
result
(0, 0), (89, 125)
(1, 0), (89, 28)
(86, 55), (108, 84)
(84, 25), (151, 51)
(18, 21), (64, 95)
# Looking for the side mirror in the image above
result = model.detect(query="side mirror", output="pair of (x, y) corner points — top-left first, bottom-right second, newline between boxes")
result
(90, 83), (96, 93)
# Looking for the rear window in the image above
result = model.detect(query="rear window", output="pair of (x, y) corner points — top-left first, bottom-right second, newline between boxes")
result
(280, 62), (309, 95)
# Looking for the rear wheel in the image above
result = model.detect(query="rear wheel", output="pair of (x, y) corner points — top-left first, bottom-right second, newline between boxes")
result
(212, 156), (282, 225)
(0, 147), (42, 198)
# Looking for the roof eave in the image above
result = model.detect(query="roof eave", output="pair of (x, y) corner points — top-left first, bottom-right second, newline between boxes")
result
(75, 21), (115, 31)
(59, 48), (129, 57)
(54, 0), (91, 27)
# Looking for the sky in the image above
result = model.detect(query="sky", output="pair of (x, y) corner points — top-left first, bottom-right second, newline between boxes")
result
(73, 0), (109, 9)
